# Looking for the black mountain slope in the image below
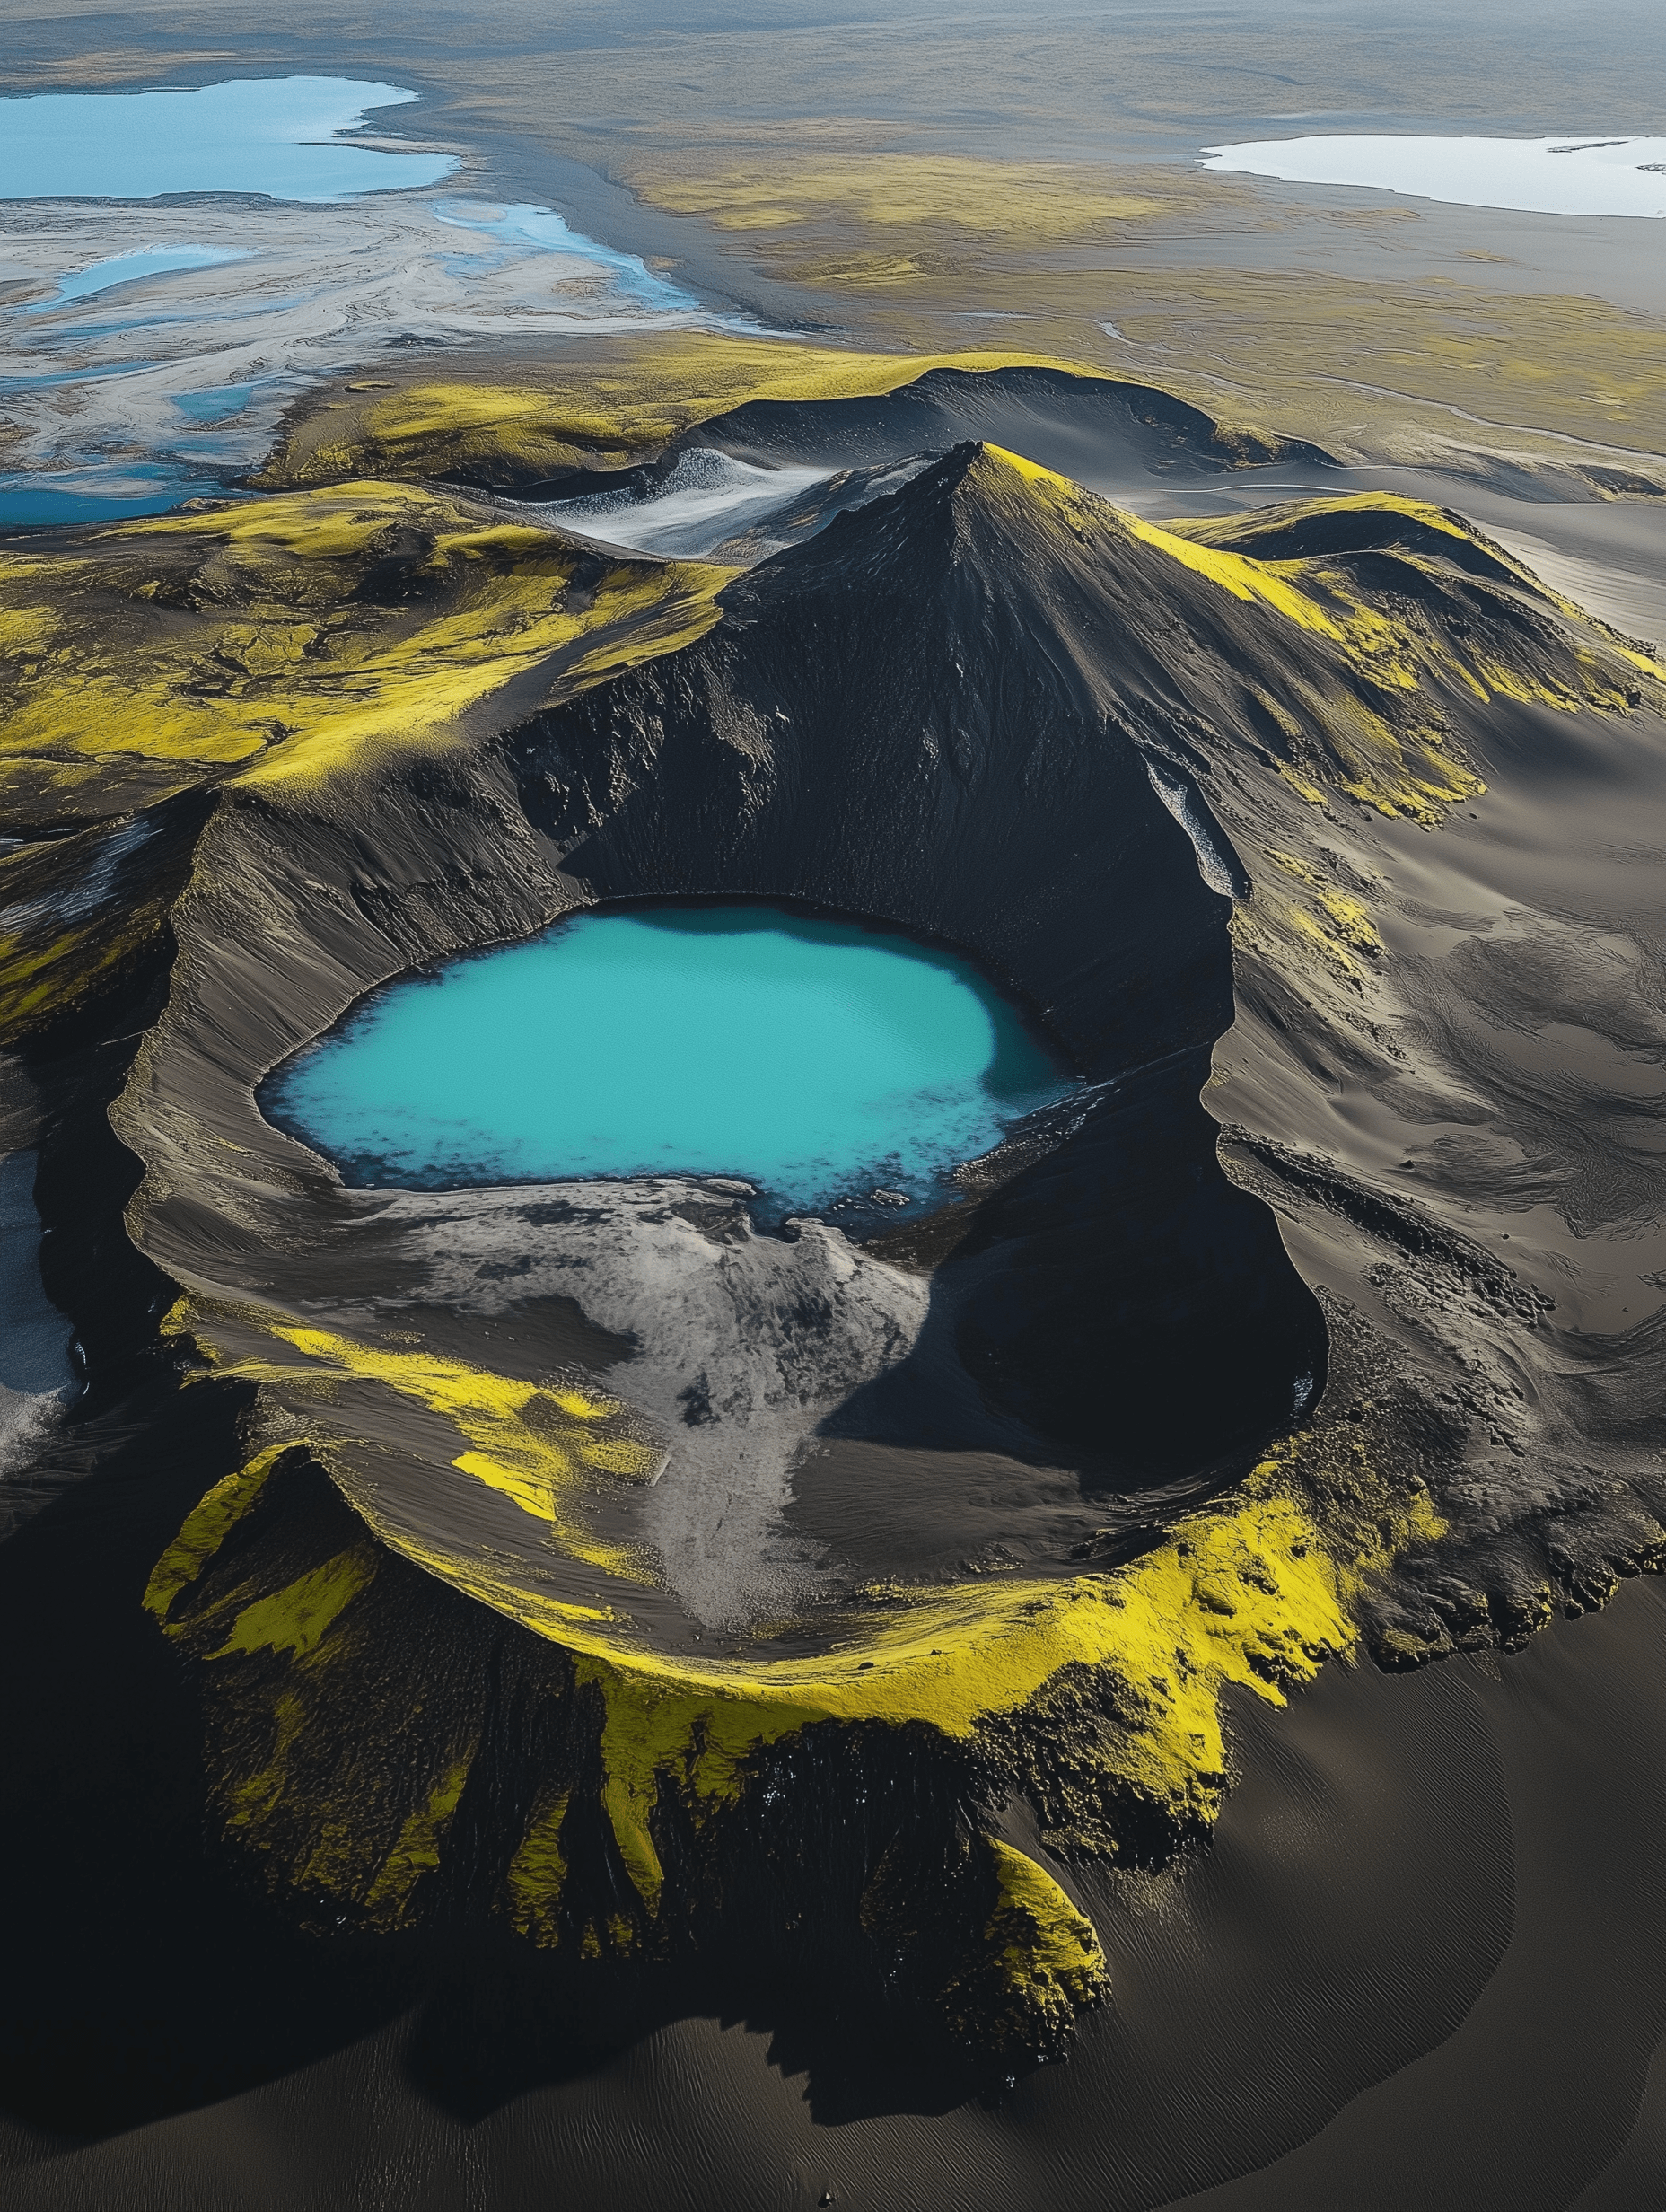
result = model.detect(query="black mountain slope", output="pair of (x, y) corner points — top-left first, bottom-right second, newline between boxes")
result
(521, 363), (1339, 507)
(688, 363), (1337, 477)
(523, 439), (1233, 1071)
(510, 441), (1599, 1067)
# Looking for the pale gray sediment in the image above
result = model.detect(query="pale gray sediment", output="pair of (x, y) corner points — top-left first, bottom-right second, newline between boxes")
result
(0, 195), (729, 503)
(339, 1179), (930, 1628)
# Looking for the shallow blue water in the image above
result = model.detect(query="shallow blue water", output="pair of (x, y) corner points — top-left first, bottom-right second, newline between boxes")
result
(263, 905), (1074, 1216)
(0, 465), (241, 525)
(0, 80), (731, 523)
(25, 245), (250, 312)
(0, 78), (458, 201)
(172, 382), (265, 424)
(429, 200), (703, 314)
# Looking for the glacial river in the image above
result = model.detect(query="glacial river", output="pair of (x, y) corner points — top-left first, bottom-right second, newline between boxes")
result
(0, 77), (719, 524)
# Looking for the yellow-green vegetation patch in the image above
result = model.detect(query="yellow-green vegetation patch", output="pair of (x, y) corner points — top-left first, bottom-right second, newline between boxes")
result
(362, 1434), (1442, 1878)
(143, 1409), (1444, 1962)
(1252, 847), (1385, 985)
(1153, 489), (1666, 818)
(504, 1787), (572, 1947)
(1125, 512), (1348, 641)
(0, 891), (167, 1039)
(940, 1841), (1108, 2050)
(143, 1442), (485, 1926)
(1169, 489), (1510, 560)
(864, 263), (1666, 460)
(0, 480), (732, 803)
(209, 1546), (378, 1661)
(174, 1305), (663, 1589)
(142, 1442), (290, 1624)
(362, 1753), (475, 1925)
(627, 152), (1171, 240)
(970, 452), (1662, 827)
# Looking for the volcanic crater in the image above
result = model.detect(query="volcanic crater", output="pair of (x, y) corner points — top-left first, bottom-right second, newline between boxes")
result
(6, 371), (1666, 2100)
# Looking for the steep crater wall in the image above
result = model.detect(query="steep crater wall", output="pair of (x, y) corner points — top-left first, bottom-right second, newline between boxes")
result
(113, 448), (1330, 1650)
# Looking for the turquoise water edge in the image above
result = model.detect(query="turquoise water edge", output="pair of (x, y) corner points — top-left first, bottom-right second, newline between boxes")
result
(263, 905), (1075, 1216)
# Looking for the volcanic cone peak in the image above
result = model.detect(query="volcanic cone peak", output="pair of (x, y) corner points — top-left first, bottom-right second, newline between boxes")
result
(747, 435), (1656, 823)
(519, 440), (1246, 1076)
(722, 435), (1211, 666)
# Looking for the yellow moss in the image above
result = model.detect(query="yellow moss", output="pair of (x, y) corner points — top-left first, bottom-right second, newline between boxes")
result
(1126, 515), (1347, 641)
(1286, 900), (1365, 983)
(972, 452), (1514, 828)
(0, 480), (733, 799)
(982, 1840), (1106, 2007)
(979, 454), (1541, 821)
(1171, 490), (1497, 559)
(1318, 890), (1381, 954)
(179, 1308), (653, 1587)
(1263, 849), (1384, 963)
(602, 1771), (666, 1913)
(504, 1788), (572, 1945)
(976, 449), (1336, 640)
(0, 900), (163, 1038)
(1328, 1468), (1447, 1604)
(142, 1443), (288, 1625)
(633, 154), (1164, 239)
(1167, 496), (1660, 759)
(223, 1688), (308, 1831)
(339, 1439), (1444, 1881)
(545, 1386), (620, 1420)
(260, 347), (1107, 489)
(209, 1544), (376, 1660)
(363, 1753), (474, 1922)
(578, 1435), (663, 1479)
(145, 1407), (1440, 1935)
(1277, 765), (1328, 805)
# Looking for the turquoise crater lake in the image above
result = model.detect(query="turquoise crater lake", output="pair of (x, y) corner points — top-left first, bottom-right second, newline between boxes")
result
(262, 905), (1075, 1216)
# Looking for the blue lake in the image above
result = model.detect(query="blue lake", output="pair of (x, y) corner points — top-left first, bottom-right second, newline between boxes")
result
(0, 78), (458, 201)
(262, 905), (1075, 1216)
